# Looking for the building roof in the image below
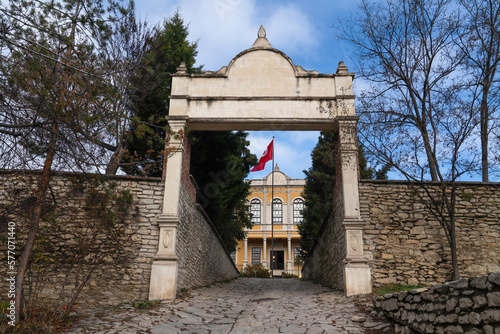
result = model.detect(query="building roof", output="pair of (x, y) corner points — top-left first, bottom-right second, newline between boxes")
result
(246, 164), (305, 187)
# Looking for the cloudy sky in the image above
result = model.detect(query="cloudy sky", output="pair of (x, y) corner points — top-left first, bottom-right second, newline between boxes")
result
(135, 0), (362, 179)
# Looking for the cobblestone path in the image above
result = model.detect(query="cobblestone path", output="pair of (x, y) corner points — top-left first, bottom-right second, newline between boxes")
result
(64, 278), (394, 334)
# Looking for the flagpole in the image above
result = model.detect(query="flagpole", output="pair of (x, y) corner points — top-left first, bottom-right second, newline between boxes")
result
(271, 136), (275, 278)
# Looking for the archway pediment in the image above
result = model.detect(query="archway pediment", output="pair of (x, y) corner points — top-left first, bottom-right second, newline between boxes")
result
(168, 26), (356, 131)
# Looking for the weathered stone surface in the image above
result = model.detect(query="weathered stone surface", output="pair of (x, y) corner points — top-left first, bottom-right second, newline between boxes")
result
(459, 298), (474, 311)
(489, 271), (500, 286)
(471, 276), (489, 290)
(482, 309), (500, 324)
(380, 298), (399, 312)
(0, 170), (238, 310)
(374, 271), (500, 334)
(444, 325), (464, 334)
(487, 292), (500, 307)
(473, 295), (489, 309)
(358, 181), (500, 288)
(446, 298), (458, 312)
(63, 278), (394, 334)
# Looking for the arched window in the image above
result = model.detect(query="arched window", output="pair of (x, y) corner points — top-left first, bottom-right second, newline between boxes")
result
(272, 198), (282, 224)
(293, 198), (304, 224)
(250, 199), (261, 224)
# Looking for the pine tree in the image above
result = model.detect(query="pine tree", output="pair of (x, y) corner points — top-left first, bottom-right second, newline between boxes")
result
(119, 12), (257, 250)
(120, 11), (201, 176)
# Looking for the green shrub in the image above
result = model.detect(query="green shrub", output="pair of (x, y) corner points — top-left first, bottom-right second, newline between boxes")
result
(133, 300), (155, 309)
(239, 264), (271, 278)
(281, 272), (299, 278)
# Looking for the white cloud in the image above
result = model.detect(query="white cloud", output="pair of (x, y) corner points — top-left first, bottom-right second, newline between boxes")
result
(140, 0), (322, 70)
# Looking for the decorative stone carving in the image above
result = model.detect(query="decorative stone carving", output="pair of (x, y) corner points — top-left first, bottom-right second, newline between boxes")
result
(347, 230), (363, 257)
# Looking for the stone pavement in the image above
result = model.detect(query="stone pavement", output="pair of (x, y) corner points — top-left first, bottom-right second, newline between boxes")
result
(64, 278), (394, 334)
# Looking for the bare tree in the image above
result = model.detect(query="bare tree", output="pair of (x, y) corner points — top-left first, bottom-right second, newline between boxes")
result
(0, 0), (138, 324)
(339, 0), (463, 181)
(338, 0), (479, 281)
(457, 0), (500, 182)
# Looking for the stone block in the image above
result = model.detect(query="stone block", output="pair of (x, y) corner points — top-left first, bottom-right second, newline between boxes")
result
(470, 275), (488, 289)
(459, 298), (474, 311)
(487, 291), (500, 307)
(473, 295), (488, 309)
(449, 278), (469, 290)
(483, 325), (494, 334)
(482, 309), (500, 324)
(488, 271), (500, 286)
(468, 312), (482, 326)
(381, 298), (399, 312)
(446, 298), (458, 312)
(443, 325), (463, 334)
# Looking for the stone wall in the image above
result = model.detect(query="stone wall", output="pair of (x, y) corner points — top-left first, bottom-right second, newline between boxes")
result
(0, 171), (163, 309)
(374, 271), (500, 333)
(360, 180), (500, 288)
(0, 170), (237, 310)
(176, 184), (239, 290)
(302, 180), (500, 292)
(301, 200), (346, 290)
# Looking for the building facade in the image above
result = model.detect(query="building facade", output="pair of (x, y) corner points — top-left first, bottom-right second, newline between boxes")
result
(234, 165), (304, 276)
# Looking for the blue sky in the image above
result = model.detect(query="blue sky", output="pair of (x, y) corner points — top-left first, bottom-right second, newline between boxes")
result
(135, 0), (362, 179)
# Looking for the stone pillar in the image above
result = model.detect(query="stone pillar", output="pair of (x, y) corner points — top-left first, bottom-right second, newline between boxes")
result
(149, 117), (187, 301)
(262, 232), (268, 268)
(243, 235), (248, 268)
(336, 117), (372, 296)
(287, 233), (292, 270)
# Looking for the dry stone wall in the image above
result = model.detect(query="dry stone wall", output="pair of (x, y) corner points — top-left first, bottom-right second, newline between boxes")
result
(0, 171), (163, 309)
(0, 170), (237, 310)
(302, 180), (499, 292)
(176, 185), (239, 290)
(360, 180), (500, 288)
(302, 181), (346, 289)
(374, 271), (500, 333)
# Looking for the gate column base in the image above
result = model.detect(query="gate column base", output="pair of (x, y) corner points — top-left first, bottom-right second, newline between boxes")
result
(344, 261), (372, 296)
(149, 260), (178, 300)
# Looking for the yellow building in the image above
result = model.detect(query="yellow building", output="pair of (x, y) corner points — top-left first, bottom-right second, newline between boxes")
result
(234, 165), (304, 276)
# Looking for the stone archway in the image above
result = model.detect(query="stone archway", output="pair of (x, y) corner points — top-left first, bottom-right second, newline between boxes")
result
(148, 26), (371, 300)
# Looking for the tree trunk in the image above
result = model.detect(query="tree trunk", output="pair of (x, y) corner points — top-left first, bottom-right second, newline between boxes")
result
(450, 217), (460, 281)
(480, 83), (490, 183)
(449, 186), (460, 281)
(14, 123), (59, 324)
(421, 128), (439, 181)
(105, 141), (126, 175)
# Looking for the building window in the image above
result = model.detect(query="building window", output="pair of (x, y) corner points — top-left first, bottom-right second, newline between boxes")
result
(251, 247), (261, 264)
(250, 199), (261, 224)
(293, 198), (304, 224)
(272, 198), (282, 224)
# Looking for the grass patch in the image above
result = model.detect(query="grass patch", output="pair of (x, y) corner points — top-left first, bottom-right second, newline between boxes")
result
(133, 300), (155, 309)
(281, 272), (299, 278)
(375, 284), (422, 295)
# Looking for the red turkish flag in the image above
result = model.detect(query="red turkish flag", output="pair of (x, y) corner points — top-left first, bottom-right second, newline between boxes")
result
(250, 139), (274, 172)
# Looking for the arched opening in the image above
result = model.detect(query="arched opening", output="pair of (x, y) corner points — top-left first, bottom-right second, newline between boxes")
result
(149, 26), (371, 300)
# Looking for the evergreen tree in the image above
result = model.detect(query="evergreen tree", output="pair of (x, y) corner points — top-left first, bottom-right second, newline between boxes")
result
(190, 131), (257, 251)
(298, 131), (387, 256)
(120, 11), (201, 176)
(120, 12), (257, 251)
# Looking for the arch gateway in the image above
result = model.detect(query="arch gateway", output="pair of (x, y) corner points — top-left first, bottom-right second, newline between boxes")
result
(148, 27), (372, 299)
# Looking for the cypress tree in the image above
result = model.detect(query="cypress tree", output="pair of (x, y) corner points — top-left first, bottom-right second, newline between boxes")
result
(298, 131), (388, 256)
